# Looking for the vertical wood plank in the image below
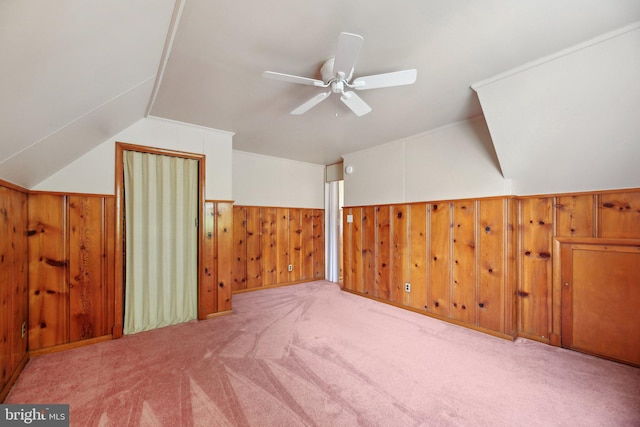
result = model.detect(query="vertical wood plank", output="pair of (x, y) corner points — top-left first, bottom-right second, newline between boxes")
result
(276, 208), (289, 283)
(375, 206), (391, 300)
(289, 208), (302, 282)
(504, 198), (518, 337)
(246, 207), (263, 289)
(430, 202), (451, 317)
(301, 209), (314, 280)
(477, 198), (505, 333)
(216, 202), (233, 312)
(452, 201), (476, 324)
(342, 209), (354, 291)
(599, 192), (640, 238)
(391, 205), (407, 305)
(409, 204), (428, 311)
(28, 194), (69, 350)
(200, 202), (216, 317)
(68, 196), (106, 342)
(555, 194), (595, 237)
(104, 197), (116, 334)
(351, 208), (364, 294)
(312, 209), (325, 279)
(361, 207), (376, 296)
(0, 188), (14, 386)
(11, 191), (29, 376)
(261, 207), (277, 286)
(232, 206), (247, 291)
(518, 197), (553, 341)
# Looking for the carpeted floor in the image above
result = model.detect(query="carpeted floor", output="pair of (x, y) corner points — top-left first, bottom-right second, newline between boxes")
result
(6, 281), (640, 426)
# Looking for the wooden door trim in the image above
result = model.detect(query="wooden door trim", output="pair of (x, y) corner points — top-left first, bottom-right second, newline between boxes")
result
(113, 142), (206, 338)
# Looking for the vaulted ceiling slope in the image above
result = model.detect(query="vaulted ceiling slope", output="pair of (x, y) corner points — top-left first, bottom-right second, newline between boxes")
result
(2, 1), (640, 189)
(0, 1), (177, 188)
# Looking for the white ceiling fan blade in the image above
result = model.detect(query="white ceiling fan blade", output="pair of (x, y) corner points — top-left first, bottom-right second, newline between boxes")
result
(340, 91), (372, 117)
(291, 91), (331, 115)
(333, 32), (364, 79)
(263, 71), (326, 87)
(352, 69), (417, 90)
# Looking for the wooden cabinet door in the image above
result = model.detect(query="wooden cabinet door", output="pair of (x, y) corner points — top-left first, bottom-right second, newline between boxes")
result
(560, 240), (640, 366)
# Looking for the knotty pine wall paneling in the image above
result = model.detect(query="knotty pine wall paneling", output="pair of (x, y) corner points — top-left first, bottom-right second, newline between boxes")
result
(451, 201), (476, 324)
(408, 204), (428, 311)
(215, 202), (233, 313)
(430, 202), (452, 318)
(302, 210), (314, 281)
(375, 206), (391, 300)
(344, 189), (639, 344)
(0, 184), (29, 400)
(261, 207), (278, 287)
(517, 197), (554, 342)
(232, 206), (248, 291)
(231, 206), (325, 293)
(28, 194), (69, 350)
(276, 208), (289, 285)
(68, 196), (111, 342)
(343, 197), (517, 339)
(554, 194), (595, 238)
(312, 209), (325, 279)
(246, 207), (262, 289)
(200, 202), (217, 318)
(361, 207), (376, 296)
(599, 192), (640, 238)
(28, 194), (116, 352)
(288, 209), (302, 283)
(391, 205), (408, 306)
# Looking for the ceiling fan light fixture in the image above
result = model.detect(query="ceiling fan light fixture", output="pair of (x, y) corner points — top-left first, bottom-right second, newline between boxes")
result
(263, 32), (417, 117)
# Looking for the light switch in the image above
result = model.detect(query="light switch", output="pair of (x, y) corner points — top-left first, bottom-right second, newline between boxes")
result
(346, 214), (353, 223)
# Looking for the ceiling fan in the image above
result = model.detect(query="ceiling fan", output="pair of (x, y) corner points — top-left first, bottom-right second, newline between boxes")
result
(263, 32), (417, 117)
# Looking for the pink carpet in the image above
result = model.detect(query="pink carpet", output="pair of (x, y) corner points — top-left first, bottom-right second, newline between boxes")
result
(6, 281), (640, 426)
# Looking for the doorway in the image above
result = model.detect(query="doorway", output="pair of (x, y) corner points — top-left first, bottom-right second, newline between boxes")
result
(114, 143), (205, 337)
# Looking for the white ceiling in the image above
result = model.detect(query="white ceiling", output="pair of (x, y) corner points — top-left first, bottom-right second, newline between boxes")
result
(151, 0), (640, 165)
(2, 0), (640, 187)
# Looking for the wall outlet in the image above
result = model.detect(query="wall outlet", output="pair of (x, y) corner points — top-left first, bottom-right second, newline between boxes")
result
(404, 282), (411, 292)
(21, 321), (26, 338)
(288, 264), (293, 272)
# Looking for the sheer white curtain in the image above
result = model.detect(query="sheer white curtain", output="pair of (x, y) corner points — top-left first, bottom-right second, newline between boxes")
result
(123, 151), (198, 335)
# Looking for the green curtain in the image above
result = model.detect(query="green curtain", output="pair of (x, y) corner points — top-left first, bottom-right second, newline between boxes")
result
(123, 150), (198, 335)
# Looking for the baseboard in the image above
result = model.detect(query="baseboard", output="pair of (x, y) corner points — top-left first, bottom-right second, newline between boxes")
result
(232, 278), (322, 294)
(0, 353), (29, 403)
(342, 288), (517, 341)
(205, 310), (234, 320)
(29, 335), (113, 358)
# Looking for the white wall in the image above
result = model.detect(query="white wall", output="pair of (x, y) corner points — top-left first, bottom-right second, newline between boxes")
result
(232, 151), (325, 209)
(473, 22), (640, 195)
(341, 117), (507, 207)
(33, 116), (234, 200)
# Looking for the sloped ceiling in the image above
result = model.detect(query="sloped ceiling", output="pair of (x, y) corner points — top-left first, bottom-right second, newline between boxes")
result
(473, 23), (640, 195)
(2, 1), (640, 188)
(0, 1), (177, 188)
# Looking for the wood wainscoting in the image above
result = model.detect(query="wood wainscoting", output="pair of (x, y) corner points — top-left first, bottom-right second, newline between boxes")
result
(27, 193), (116, 351)
(343, 189), (640, 343)
(343, 198), (518, 339)
(554, 238), (640, 366)
(230, 206), (325, 293)
(0, 182), (29, 402)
